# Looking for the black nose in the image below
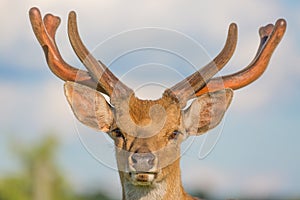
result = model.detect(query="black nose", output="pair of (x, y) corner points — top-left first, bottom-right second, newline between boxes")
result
(131, 152), (155, 171)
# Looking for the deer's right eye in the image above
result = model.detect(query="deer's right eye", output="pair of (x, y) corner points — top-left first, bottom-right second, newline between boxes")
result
(111, 128), (124, 138)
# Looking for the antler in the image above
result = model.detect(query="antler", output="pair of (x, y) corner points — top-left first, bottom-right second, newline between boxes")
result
(30, 7), (286, 104)
(167, 19), (286, 106)
(29, 8), (102, 91)
(196, 19), (286, 96)
(67, 11), (132, 97)
(167, 23), (238, 105)
(29, 7), (132, 97)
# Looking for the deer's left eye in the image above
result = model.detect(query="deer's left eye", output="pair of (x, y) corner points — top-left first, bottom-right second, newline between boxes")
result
(111, 128), (124, 138)
(169, 130), (181, 140)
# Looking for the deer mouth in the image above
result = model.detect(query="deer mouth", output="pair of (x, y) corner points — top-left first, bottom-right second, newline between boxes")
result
(129, 172), (158, 186)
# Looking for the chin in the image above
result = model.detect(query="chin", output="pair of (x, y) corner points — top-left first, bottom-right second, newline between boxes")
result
(127, 172), (160, 186)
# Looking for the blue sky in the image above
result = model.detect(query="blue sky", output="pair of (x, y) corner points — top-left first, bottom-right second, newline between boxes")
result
(1, 0), (300, 199)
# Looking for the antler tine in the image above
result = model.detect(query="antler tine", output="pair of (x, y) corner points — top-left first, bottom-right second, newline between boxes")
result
(196, 19), (287, 96)
(67, 11), (132, 97)
(29, 7), (102, 92)
(168, 23), (238, 105)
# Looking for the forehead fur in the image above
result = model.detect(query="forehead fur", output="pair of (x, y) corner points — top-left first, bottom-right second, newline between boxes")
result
(113, 94), (181, 137)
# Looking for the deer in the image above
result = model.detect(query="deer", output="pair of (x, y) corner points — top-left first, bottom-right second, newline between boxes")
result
(29, 7), (286, 200)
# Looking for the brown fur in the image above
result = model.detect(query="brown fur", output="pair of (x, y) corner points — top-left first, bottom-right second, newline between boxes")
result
(64, 82), (233, 200)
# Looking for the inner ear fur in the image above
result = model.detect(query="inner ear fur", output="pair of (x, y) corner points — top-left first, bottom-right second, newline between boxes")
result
(64, 81), (114, 132)
(183, 89), (233, 136)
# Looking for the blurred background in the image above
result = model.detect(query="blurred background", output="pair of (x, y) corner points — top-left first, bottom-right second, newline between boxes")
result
(0, 1), (300, 199)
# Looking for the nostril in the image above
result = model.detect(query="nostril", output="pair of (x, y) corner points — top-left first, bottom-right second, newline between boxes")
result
(147, 154), (155, 166)
(131, 155), (137, 164)
(148, 158), (154, 166)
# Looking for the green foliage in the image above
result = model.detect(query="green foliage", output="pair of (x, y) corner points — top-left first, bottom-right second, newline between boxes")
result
(0, 175), (30, 200)
(0, 135), (113, 200)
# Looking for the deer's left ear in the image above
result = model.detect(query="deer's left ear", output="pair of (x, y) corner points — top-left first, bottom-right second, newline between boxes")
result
(183, 89), (233, 136)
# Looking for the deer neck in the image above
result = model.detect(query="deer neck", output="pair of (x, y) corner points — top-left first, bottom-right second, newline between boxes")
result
(119, 160), (193, 200)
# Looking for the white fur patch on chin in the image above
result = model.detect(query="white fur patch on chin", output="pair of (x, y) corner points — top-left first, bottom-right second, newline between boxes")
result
(124, 177), (167, 200)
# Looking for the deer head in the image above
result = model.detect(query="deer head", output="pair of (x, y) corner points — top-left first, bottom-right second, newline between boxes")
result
(29, 7), (286, 200)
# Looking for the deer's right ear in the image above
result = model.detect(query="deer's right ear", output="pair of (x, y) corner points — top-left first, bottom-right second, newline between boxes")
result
(64, 82), (114, 132)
